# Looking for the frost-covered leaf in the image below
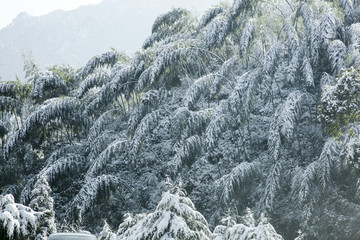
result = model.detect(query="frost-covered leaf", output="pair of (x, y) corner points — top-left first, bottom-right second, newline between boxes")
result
(217, 161), (259, 206)
(184, 74), (214, 109)
(203, 15), (232, 49)
(81, 51), (126, 79)
(67, 175), (121, 222)
(206, 114), (235, 150)
(77, 70), (111, 98)
(302, 56), (314, 87)
(240, 19), (257, 56)
(199, 7), (224, 28)
(328, 40), (346, 75)
(32, 71), (67, 100)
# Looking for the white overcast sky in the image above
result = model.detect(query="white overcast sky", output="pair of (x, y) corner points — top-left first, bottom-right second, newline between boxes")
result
(0, 0), (223, 30)
(0, 0), (103, 29)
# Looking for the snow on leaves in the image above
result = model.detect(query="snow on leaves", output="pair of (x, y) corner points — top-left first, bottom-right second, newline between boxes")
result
(5, 97), (88, 157)
(0, 194), (38, 239)
(2, 0), (360, 239)
(328, 40), (346, 75)
(213, 210), (284, 240)
(319, 67), (360, 136)
(67, 175), (121, 223)
(32, 71), (66, 101)
(217, 161), (259, 206)
(80, 51), (125, 79)
(116, 190), (212, 240)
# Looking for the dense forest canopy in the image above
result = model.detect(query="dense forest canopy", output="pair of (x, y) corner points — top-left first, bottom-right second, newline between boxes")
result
(1, 0), (360, 239)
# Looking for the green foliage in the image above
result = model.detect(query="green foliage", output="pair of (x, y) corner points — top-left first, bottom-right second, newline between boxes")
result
(23, 52), (40, 82)
(0, 81), (32, 100)
(319, 67), (360, 137)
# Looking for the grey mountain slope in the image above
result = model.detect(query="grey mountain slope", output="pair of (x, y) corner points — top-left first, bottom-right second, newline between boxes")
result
(0, 0), (220, 81)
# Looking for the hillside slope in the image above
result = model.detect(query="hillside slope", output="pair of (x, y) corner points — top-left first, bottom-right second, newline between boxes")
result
(1, 0), (360, 239)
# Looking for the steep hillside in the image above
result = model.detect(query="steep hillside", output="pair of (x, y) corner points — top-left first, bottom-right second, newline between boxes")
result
(1, 0), (360, 239)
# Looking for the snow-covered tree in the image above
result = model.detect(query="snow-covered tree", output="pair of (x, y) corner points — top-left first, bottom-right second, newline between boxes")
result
(98, 221), (116, 240)
(213, 209), (284, 240)
(1, 0), (360, 239)
(116, 189), (212, 240)
(29, 175), (56, 240)
(0, 194), (38, 240)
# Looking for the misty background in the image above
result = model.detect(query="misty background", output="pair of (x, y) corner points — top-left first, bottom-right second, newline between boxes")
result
(0, 0), (221, 81)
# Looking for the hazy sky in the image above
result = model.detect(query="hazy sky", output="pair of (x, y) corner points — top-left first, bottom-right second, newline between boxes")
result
(0, 0), (223, 30)
(0, 0), (103, 29)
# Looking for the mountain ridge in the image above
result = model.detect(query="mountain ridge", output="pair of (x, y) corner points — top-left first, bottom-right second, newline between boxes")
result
(0, 0), (220, 81)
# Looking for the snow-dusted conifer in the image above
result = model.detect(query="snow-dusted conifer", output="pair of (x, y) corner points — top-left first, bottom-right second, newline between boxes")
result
(214, 209), (284, 240)
(29, 175), (56, 239)
(116, 188), (212, 240)
(98, 221), (116, 240)
(29, 175), (54, 212)
(0, 194), (38, 239)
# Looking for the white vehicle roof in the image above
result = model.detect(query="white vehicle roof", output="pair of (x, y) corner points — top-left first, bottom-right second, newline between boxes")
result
(49, 232), (97, 240)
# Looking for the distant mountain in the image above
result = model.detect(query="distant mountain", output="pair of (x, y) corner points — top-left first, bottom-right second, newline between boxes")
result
(0, 0), (220, 81)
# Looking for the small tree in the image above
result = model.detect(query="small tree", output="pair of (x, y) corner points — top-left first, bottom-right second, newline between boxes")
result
(213, 209), (284, 240)
(116, 188), (212, 240)
(29, 175), (56, 239)
(98, 221), (116, 240)
(0, 194), (38, 240)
